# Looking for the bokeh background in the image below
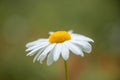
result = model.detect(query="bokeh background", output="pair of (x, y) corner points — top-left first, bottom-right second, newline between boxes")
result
(0, 0), (120, 80)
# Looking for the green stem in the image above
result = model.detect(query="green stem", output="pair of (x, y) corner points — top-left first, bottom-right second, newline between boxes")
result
(64, 60), (69, 80)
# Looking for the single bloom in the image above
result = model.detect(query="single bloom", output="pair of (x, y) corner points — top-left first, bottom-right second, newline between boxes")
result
(25, 30), (94, 65)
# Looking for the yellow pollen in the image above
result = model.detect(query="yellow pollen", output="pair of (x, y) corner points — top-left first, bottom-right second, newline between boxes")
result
(49, 31), (71, 43)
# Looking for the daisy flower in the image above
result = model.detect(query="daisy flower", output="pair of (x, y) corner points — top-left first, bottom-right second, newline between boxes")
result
(25, 30), (94, 65)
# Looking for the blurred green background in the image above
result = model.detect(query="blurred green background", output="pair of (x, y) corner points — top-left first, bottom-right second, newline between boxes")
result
(0, 0), (120, 80)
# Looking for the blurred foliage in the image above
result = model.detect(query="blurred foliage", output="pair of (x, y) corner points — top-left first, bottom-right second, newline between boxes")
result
(0, 0), (120, 80)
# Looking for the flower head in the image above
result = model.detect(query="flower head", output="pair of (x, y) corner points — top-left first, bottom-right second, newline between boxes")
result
(26, 30), (94, 65)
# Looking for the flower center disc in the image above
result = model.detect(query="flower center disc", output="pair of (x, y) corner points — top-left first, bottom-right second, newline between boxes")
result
(49, 31), (71, 43)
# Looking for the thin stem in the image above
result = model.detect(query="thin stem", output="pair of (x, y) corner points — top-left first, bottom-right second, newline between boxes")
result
(64, 60), (69, 80)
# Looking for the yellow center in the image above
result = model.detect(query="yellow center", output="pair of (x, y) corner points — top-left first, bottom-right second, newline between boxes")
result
(49, 31), (71, 43)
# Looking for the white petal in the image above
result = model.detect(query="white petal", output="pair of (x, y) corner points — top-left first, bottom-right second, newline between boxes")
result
(64, 41), (84, 57)
(26, 39), (48, 47)
(68, 30), (73, 34)
(53, 44), (62, 61)
(38, 44), (56, 64)
(49, 31), (54, 34)
(26, 47), (42, 56)
(26, 42), (49, 51)
(71, 34), (94, 42)
(47, 50), (54, 65)
(61, 43), (69, 60)
(33, 48), (44, 63)
(70, 40), (92, 53)
(26, 41), (49, 52)
(26, 42), (49, 56)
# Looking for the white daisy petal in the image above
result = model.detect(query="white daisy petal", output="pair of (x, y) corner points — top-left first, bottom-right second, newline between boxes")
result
(33, 48), (44, 63)
(47, 49), (54, 65)
(71, 34), (94, 42)
(26, 39), (48, 47)
(64, 41), (84, 56)
(26, 42), (49, 56)
(61, 43), (69, 60)
(26, 42), (49, 51)
(70, 40), (92, 53)
(68, 30), (73, 34)
(26, 47), (42, 56)
(38, 43), (56, 64)
(53, 44), (62, 61)
(49, 31), (54, 35)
